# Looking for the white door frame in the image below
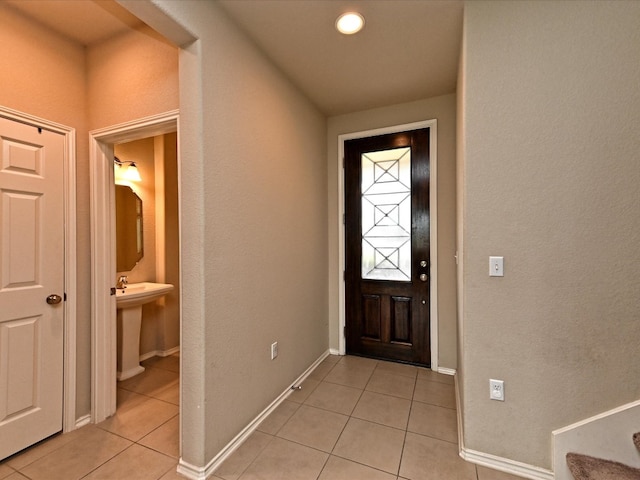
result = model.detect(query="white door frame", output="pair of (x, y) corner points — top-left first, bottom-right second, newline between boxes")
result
(89, 110), (179, 423)
(337, 119), (439, 370)
(0, 105), (77, 432)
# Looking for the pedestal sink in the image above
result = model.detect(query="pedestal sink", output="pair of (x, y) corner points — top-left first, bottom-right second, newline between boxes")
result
(116, 282), (174, 381)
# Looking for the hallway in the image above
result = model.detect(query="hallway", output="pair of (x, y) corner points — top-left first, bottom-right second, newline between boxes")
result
(0, 354), (522, 479)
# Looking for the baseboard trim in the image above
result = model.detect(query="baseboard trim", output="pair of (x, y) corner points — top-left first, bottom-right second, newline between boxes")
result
(455, 374), (553, 480)
(75, 414), (91, 429)
(460, 448), (554, 480)
(139, 346), (180, 362)
(176, 350), (331, 480)
(438, 366), (456, 376)
(329, 348), (340, 356)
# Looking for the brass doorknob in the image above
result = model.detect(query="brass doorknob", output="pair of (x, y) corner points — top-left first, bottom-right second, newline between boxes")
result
(46, 294), (63, 305)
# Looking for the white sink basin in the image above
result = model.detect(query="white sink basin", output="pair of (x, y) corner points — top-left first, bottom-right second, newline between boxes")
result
(116, 282), (174, 308)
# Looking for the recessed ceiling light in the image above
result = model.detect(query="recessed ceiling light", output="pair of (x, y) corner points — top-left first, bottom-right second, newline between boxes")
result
(336, 12), (365, 35)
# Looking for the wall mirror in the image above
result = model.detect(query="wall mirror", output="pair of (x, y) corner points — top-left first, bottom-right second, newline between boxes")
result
(116, 185), (143, 271)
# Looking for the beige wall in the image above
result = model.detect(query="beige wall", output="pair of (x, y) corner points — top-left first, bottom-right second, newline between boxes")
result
(158, 132), (180, 352)
(0, 3), (179, 419)
(152, 0), (328, 467)
(460, 0), (640, 470)
(327, 94), (458, 369)
(0, 4), (86, 130)
(86, 25), (179, 130)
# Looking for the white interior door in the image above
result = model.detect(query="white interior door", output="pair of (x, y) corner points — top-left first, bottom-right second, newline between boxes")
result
(0, 116), (65, 459)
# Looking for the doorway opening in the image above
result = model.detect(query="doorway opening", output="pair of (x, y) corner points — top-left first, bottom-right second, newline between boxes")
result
(344, 128), (431, 366)
(89, 111), (180, 423)
(337, 120), (439, 370)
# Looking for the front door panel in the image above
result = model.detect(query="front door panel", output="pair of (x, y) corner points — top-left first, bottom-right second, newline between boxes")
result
(345, 129), (430, 365)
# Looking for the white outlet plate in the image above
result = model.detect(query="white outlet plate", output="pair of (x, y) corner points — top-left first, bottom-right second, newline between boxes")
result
(271, 342), (278, 360)
(490, 379), (504, 401)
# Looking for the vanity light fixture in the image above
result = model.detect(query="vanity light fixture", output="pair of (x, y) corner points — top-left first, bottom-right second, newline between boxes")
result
(336, 12), (365, 35)
(114, 156), (142, 182)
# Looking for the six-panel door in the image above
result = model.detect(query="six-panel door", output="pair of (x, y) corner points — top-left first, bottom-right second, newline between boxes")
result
(0, 116), (65, 459)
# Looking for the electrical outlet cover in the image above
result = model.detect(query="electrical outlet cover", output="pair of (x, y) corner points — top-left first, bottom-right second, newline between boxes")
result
(490, 379), (504, 401)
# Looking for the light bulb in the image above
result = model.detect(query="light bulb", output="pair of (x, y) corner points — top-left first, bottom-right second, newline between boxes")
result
(336, 12), (365, 35)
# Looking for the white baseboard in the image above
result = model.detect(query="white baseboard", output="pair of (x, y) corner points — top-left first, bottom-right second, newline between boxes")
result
(329, 348), (341, 356)
(75, 414), (91, 429)
(176, 350), (331, 480)
(460, 448), (554, 480)
(455, 374), (553, 480)
(139, 346), (180, 362)
(438, 366), (456, 376)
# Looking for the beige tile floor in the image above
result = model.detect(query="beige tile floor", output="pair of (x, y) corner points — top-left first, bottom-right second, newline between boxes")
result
(211, 355), (524, 480)
(0, 354), (525, 480)
(1, 354), (181, 480)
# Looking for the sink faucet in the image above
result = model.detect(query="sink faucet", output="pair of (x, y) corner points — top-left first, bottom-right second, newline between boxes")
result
(116, 275), (128, 289)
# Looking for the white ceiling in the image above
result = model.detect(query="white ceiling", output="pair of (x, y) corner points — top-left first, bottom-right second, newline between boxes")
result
(4, 0), (463, 116)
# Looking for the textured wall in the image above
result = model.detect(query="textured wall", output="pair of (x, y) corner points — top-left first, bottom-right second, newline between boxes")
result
(159, 132), (180, 352)
(151, 0), (329, 467)
(460, 0), (640, 469)
(327, 95), (458, 369)
(86, 25), (178, 130)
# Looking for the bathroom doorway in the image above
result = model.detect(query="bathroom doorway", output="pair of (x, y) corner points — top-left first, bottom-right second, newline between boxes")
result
(114, 133), (180, 380)
(89, 111), (180, 423)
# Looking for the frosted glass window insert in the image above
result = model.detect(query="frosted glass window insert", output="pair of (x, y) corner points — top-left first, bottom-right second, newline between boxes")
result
(361, 147), (411, 281)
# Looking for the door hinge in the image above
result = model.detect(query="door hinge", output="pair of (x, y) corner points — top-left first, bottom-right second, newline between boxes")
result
(342, 213), (345, 225)
(110, 287), (116, 296)
(64, 292), (67, 302)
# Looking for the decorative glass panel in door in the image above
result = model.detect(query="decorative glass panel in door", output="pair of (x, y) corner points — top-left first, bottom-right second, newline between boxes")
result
(361, 147), (411, 281)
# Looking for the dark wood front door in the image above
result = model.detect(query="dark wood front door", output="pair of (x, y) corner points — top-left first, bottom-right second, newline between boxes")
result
(344, 128), (430, 366)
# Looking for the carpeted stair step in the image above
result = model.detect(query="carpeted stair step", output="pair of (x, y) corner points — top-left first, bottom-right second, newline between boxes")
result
(566, 452), (640, 480)
(566, 433), (640, 479)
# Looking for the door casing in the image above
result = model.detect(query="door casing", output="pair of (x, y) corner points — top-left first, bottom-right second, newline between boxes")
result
(337, 119), (439, 370)
(89, 110), (179, 423)
(0, 105), (77, 433)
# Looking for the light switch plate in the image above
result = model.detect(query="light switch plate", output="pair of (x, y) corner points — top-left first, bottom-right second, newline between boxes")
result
(489, 256), (504, 277)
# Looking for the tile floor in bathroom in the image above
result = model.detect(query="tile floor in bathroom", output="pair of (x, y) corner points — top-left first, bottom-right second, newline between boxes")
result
(0, 354), (524, 480)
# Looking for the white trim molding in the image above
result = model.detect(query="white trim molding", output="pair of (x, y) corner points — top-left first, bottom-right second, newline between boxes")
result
(139, 346), (180, 362)
(337, 119), (439, 369)
(460, 449), (554, 480)
(89, 110), (179, 424)
(438, 366), (456, 376)
(177, 350), (331, 480)
(0, 105), (78, 433)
